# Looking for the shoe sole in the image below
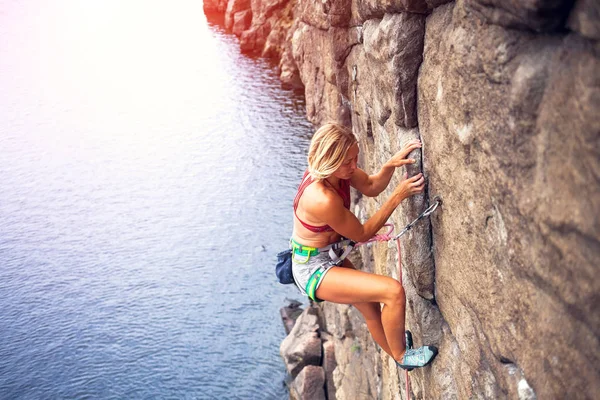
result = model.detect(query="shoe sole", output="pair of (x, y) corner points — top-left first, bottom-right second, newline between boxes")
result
(398, 345), (438, 371)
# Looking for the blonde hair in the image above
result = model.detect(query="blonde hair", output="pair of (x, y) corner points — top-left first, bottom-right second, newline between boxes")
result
(307, 123), (357, 181)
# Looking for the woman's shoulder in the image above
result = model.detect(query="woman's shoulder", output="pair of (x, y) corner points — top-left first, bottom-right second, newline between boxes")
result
(303, 181), (343, 208)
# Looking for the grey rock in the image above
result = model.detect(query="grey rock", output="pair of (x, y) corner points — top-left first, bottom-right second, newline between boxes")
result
(358, 12), (425, 128)
(280, 301), (304, 335)
(280, 306), (323, 378)
(321, 334), (338, 400)
(292, 22), (345, 124)
(290, 365), (326, 400)
(320, 302), (381, 400)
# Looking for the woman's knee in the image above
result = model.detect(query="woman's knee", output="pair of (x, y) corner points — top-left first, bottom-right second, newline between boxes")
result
(383, 280), (405, 306)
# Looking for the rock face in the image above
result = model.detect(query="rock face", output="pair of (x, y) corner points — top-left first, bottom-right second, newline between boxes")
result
(280, 299), (304, 334)
(205, 0), (599, 398)
(203, 0), (229, 13)
(280, 306), (330, 399)
(417, 2), (599, 398)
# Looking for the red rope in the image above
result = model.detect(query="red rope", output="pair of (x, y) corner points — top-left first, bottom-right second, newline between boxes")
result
(396, 237), (411, 400)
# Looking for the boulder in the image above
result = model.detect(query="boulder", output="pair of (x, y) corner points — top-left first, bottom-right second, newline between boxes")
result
(290, 365), (326, 400)
(262, 0), (295, 59)
(292, 22), (344, 124)
(225, 0), (252, 31)
(279, 19), (304, 91)
(280, 299), (303, 335)
(356, 12), (426, 129)
(240, 22), (271, 54)
(280, 306), (323, 378)
(232, 10), (253, 37)
(321, 333), (338, 400)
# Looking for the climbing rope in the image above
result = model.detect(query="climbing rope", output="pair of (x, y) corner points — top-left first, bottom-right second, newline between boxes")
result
(356, 223), (395, 246)
(396, 236), (412, 400)
(394, 197), (441, 400)
(358, 196), (442, 400)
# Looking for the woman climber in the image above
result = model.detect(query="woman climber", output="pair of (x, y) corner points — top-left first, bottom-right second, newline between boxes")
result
(290, 122), (437, 370)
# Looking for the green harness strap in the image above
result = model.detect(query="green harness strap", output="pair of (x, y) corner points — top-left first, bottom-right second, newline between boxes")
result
(306, 268), (324, 303)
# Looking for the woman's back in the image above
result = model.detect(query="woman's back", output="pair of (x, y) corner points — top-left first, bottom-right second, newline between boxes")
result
(292, 172), (349, 247)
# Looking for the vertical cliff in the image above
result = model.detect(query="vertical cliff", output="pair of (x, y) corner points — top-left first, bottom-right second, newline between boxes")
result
(204, 0), (600, 398)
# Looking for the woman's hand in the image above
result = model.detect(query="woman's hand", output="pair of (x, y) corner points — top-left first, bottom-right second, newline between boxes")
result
(385, 139), (422, 168)
(394, 172), (425, 199)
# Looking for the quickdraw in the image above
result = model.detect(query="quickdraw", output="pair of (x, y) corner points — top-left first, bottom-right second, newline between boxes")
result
(391, 196), (442, 241)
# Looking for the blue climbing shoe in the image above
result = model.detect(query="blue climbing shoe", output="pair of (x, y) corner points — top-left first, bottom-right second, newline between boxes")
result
(396, 345), (438, 370)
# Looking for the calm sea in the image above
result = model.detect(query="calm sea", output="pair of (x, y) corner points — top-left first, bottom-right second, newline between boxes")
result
(0, 1), (311, 398)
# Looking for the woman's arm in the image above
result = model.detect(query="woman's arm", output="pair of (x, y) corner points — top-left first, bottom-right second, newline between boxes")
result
(313, 173), (425, 242)
(351, 139), (422, 197)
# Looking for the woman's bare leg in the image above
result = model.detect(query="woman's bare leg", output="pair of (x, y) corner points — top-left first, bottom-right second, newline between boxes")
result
(352, 302), (393, 356)
(338, 259), (393, 356)
(316, 266), (407, 362)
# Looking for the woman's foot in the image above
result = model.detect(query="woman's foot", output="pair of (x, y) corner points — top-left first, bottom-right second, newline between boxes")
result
(396, 345), (438, 370)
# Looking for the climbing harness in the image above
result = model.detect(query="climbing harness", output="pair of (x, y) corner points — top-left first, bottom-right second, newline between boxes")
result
(290, 238), (355, 267)
(277, 196), (442, 285)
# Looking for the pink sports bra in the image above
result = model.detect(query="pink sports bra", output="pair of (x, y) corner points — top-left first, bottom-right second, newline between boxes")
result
(293, 170), (351, 233)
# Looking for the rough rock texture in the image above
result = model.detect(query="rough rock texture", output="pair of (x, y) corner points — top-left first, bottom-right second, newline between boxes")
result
(286, 0), (598, 398)
(205, 0), (599, 398)
(280, 305), (323, 378)
(281, 299), (304, 334)
(225, 0), (252, 31)
(417, 3), (599, 397)
(240, 0), (296, 58)
(203, 0), (229, 13)
(465, 0), (575, 32)
(233, 10), (253, 36)
(290, 365), (326, 400)
(568, 0), (600, 40)
(280, 18), (305, 91)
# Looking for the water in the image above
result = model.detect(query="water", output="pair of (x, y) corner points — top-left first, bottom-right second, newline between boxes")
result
(0, 1), (312, 398)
